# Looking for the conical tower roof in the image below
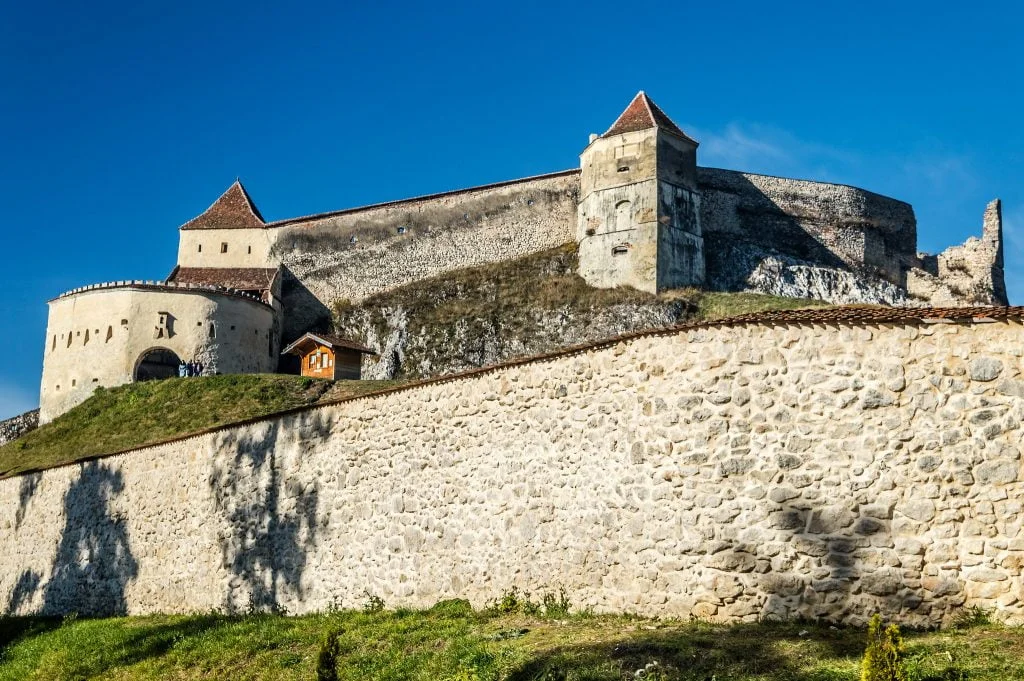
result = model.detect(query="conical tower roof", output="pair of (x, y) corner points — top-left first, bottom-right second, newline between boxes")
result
(603, 91), (697, 145)
(180, 180), (266, 230)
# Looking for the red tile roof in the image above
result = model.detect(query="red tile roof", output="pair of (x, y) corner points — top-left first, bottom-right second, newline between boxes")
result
(168, 267), (278, 291)
(603, 91), (698, 144)
(180, 180), (266, 230)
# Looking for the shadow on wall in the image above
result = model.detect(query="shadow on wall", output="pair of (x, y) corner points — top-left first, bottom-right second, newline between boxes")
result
(209, 412), (324, 613)
(701, 171), (909, 293)
(7, 461), (138, 617)
(279, 265), (332, 345)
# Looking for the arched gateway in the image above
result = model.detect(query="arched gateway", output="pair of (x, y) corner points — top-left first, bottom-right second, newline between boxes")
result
(133, 348), (181, 381)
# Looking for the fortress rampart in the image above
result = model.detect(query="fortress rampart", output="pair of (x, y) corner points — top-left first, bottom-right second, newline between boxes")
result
(6, 308), (1024, 625)
(268, 170), (581, 338)
(257, 165), (943, 339)
(39, 284), (279, 422)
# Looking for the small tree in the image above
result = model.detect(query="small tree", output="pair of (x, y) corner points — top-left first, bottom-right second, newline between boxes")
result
(861, 614), (908, 681)
(316, 627), (343, 681)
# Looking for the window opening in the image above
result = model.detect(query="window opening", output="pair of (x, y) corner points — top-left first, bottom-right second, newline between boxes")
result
(220, 243), (228, 253)
(198, 244), (202, 252)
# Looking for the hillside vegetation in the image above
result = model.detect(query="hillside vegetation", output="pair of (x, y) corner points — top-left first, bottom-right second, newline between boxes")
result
(334, 244), (829, 380)
(1, 603), (1021, 681)
(0, 375), (402, 479)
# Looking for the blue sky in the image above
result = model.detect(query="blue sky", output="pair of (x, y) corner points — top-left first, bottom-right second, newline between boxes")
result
(1, 0), (1022, 419)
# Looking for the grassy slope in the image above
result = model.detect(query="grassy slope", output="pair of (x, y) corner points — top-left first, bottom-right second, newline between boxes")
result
(0, 606), (1020, 681)
(335, 244), (829, 331)
(0, 375), (402, 479)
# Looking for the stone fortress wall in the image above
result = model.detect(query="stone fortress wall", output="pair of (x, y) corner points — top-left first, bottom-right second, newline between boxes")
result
(253, 165), (1002, 343)
(39, 283), (279, 422)
(0, 410), (39, 448)
(5, 309), (1024, 625)
(268, 171), (581, 338)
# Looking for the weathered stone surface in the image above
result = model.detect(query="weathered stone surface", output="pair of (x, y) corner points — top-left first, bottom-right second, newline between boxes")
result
(0, 410), (38, 447)
(2, 317), (1023, 628)
(970, 358), (1004, 382)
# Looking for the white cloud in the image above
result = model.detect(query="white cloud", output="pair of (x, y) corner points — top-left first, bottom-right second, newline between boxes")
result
(683, 122), (859, 180)
(0, 381), (36, 422)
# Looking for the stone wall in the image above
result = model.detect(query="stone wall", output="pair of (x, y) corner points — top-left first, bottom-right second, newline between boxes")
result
(697, 168), (918, 302)
(0, 410), (39, 447)
(4, 313), (1024, 625)
(269, 171), (580, 339)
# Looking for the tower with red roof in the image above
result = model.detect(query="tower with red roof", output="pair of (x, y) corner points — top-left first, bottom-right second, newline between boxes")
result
(577, 92), (705, 293)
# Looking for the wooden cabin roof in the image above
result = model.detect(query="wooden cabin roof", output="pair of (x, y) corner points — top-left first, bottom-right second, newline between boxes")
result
(282, 332), (376, 357)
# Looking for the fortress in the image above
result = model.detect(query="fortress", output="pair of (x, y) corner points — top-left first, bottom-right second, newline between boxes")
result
(7, 94), (1023, 627)
(38, 92), (1008, 422)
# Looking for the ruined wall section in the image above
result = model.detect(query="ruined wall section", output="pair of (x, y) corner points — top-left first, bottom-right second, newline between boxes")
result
(40, 284), (278, 422)
(0, 410), (39, 447)
(270, 172), (579, 339)
(909, 199), (1009, 306)
(4, 316), (1024, 626)
(696, 168), (918, 304)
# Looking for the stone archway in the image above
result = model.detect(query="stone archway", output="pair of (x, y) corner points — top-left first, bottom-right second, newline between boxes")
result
(133, 348), (181, 382)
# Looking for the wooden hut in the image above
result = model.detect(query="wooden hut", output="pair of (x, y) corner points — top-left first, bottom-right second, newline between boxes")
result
(282, 333), (376, 380)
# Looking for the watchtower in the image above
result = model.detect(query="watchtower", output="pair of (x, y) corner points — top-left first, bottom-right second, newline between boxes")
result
(576, 92), (704, 294)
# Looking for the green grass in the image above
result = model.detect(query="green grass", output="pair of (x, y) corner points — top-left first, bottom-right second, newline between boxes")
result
(0, 375), (403, 479)
(0, 605), (1021, 681)
(692, 290), (832, 320)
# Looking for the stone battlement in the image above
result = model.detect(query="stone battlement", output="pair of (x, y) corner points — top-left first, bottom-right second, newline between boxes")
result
(52, 280), (271, 307)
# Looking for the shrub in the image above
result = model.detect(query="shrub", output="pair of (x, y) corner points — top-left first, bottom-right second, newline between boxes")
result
(861, 614), (908, 681)
(362, 590), (385, 613)
(541, 588), (572, 618)
(316, 627), (343, 681)
(952, 605), (991, 629)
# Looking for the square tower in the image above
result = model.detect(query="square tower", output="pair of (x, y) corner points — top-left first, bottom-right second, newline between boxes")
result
(577, 92), (704, 294)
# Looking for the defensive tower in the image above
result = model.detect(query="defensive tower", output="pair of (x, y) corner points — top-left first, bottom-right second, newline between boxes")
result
(576, 92), (705, 293)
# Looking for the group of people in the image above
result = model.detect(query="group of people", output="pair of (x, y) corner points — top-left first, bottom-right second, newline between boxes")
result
(177, 359), (205, 377)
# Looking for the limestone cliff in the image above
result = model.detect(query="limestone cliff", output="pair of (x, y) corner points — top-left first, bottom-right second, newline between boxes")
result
(332, 245), (695, 380)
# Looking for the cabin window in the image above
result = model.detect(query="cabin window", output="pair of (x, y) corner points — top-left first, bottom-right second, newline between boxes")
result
(220, 243), (228, 253)
(72, 379), (76, 387)
(247, 245), (252, 254)
(612, 245), (629, 256)
(198, 244), (202, 252)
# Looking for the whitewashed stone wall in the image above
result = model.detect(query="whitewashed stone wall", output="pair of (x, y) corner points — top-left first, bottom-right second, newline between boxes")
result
(3, 318), (1024, 625)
